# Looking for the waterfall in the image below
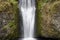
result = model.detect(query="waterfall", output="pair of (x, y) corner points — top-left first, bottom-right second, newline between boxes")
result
(19, 0), (36, 40)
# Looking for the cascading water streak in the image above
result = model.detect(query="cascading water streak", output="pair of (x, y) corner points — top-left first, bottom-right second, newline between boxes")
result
(19, 0), (36, 40)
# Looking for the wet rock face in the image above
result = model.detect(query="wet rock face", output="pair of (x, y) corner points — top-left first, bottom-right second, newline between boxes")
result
(0, 12), (14, 37)
(0, 0), (19, 40)
(51, 2), (60, 32)
(0, 0), (11, 37)
(51, 13), (60, 31)
(36, 0), (60, 38)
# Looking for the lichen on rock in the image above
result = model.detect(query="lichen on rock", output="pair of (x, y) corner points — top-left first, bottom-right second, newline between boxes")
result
(0, 0), (19, 40)
(36, 0), (60, 38)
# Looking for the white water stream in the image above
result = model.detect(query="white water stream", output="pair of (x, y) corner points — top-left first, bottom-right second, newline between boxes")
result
(19, 0), (36, 40)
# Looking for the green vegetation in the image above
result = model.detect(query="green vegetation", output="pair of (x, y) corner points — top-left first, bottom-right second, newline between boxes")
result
(0, 0), (19, 40)
(36, 0), (60, 38)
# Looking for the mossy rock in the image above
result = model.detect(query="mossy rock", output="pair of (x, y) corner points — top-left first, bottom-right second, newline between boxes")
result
(0, 0), (19, 40)
(36, 0), (60, 38)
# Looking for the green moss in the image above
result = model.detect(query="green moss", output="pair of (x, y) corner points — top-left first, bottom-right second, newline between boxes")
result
(36, 0), (42, 36)
(0, 0), (19, 40)
(36, 0), (60, 38)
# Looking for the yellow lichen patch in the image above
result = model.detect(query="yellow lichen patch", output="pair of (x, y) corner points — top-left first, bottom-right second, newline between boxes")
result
(0, 2), (10, 11)
(50, 1), (60, 14)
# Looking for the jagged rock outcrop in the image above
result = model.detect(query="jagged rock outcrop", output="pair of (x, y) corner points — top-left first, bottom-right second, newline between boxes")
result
(36, 0), (60, 38)
(0, 0), (19, 40)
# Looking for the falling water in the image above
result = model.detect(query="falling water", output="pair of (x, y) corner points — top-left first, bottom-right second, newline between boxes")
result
(19, 0), (36, 40)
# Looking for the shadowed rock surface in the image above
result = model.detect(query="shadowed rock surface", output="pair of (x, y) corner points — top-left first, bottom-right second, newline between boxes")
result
(36, 0), (60, 38)
(0, 0), (19, 40)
